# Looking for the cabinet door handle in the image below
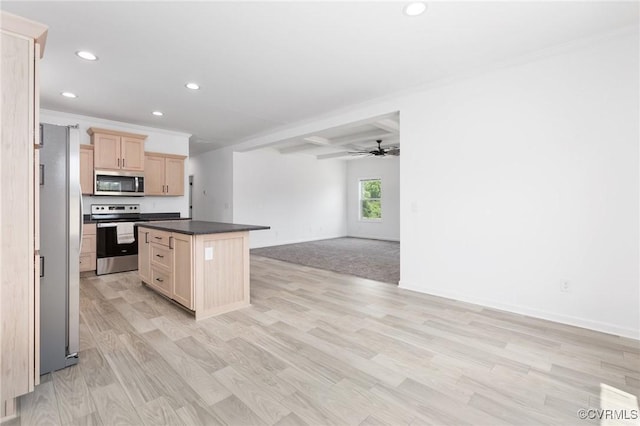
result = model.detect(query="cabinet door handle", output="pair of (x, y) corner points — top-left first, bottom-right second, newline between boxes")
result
(117, 158), (120, 167)
(155, 277), (164, 283)
(155, 254), (164, 258)
(166, 185), (169, 194)
(122, 158), (125, 168)
(169, 236), (173, 249)
(154, 236), (162, 240)
(144, 232), (148, 243)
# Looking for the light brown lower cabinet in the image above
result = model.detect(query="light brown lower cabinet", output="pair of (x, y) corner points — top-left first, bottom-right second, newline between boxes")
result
(79, 223), (96, 272)
(137, 228), (151, 283)
(139, 228), (193, 310)
(138, 227), (250, 319)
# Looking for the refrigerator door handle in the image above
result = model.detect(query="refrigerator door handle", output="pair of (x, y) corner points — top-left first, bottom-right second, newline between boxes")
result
(79, 187), (84, 253)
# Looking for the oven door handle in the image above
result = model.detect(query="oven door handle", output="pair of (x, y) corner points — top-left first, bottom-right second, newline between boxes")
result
(97, 222), (130, 228)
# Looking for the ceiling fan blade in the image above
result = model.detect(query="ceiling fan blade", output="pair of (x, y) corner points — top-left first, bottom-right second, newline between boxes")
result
(386, 148), (400, 156)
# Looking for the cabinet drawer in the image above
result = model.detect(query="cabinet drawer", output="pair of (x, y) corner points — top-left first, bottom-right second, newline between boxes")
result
(79, 253), (96, 272)
(80, 234), (96, 255)
(150, 243), (172, 270)
(149, 229), (172, 247)
(150, 266), (172, 297)
(83, 223), (96, 235)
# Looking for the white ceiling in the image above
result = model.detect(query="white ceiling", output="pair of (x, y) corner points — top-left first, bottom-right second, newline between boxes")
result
(2, 1), (638, 156)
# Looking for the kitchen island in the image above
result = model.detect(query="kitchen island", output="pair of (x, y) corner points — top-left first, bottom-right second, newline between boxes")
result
(137, 220), (269, 320)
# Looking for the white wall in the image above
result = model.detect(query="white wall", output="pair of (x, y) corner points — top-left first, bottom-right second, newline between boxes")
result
(399, 29), (639, 339)
(232, 148), (347, 248)
(227, 27), (639, 338)
(189, 145), (234, 222)
(41, 110), (191, 217)
(346, 157), (400, 241)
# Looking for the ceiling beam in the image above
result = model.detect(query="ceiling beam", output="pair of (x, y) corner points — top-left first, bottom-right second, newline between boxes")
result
(279, 129), (392, 154)
(372, 118), (399, 133)
(316, 151), (352, 160)
(303, 136), (331, 146)
(330, 129), (393, 146)
(237, 112), (400, 153)
(342, 143), (365, 150)
(278, 143), (319, 154)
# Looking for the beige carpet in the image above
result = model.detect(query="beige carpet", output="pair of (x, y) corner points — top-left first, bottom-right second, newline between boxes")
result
(251, 237), (399, 284)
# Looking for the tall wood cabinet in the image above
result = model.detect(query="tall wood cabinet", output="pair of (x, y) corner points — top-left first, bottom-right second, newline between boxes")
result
(88, 127), (146, 171)
(80, 144), (94, 194)
(0, 11), (47, 420)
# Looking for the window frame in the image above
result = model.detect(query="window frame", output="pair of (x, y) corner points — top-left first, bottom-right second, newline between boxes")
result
(358, 177), (383, 222)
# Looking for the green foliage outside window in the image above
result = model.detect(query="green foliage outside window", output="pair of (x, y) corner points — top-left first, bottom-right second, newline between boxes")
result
(360, 179), (382, 220)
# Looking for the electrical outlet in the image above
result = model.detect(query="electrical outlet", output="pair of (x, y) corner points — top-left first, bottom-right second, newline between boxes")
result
(205, 247), (214, 261)
(560, 281), (570, 293)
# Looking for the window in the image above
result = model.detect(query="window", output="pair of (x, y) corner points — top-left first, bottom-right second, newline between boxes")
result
(359, 178), (382, 220)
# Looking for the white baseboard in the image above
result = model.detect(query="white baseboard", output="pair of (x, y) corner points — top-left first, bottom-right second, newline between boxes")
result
(251, 234), (347, 249)
(346, 234), (400, 242)
(398, 281), (640, 340)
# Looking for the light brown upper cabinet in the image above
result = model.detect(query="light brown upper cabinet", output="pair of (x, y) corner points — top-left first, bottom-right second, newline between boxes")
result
(144, 152), (186, 196)
(88, 127), (146, 171)
(1, 10), (47, 416)
(79, 144), (94, 194)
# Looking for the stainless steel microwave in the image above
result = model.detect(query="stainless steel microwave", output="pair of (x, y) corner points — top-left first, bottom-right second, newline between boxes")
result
(94, 170), (144, 196)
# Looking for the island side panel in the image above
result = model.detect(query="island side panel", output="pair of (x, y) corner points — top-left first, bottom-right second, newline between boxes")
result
(172, 232), (194, 310)
(194, 231), (250, 320)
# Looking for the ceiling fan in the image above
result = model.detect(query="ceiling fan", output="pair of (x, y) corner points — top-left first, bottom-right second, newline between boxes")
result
(349, 140), (400, 157)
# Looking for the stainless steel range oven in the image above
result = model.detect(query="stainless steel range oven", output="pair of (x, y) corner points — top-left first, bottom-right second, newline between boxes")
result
(92, 204), (144, 275)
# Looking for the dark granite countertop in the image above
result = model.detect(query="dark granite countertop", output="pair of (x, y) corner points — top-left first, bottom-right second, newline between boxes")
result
(138, 220), (270, 235)
(84, 212), (184, 224)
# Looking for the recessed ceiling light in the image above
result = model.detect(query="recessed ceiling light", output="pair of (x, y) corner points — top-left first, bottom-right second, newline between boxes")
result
(185, 82), (200, 90)
(403, 2), (427, 16)
(76, 51), (98, 61)
(61, 92), (77, 98)
(152, 111), (164, 116)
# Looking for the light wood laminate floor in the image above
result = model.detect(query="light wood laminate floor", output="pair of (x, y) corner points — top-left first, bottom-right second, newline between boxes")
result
(9, 256), (640, 425)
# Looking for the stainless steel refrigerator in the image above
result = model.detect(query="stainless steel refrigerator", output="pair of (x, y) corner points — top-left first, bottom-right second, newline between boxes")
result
(39, 123), (80, 374)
